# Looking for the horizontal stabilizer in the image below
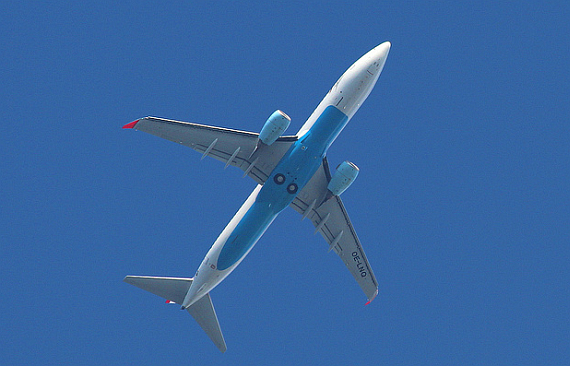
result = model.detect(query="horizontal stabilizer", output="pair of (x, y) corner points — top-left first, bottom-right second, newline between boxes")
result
(187, 293), (227, 353)
(124, 275), (193, 304)
(124, 275), (227, 352)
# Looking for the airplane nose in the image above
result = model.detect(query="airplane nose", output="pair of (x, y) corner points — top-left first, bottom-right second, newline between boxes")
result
(370, 41), (390, 71)
(374, 41), (391, 57)
(378, 41), (391, 53)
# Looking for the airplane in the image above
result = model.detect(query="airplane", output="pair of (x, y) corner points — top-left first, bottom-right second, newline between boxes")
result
(123, 41), (391, 352)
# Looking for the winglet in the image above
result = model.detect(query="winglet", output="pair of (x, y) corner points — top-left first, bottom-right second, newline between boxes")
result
(122, 120), (139, 129)
(365, 289), (379, 306)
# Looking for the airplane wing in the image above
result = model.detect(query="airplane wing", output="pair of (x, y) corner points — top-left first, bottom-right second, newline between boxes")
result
(124, 117), (297, 185)
(290, 158), (379, 303)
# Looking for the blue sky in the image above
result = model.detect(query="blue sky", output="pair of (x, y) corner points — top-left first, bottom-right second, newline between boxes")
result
(1, 1), (569, 364)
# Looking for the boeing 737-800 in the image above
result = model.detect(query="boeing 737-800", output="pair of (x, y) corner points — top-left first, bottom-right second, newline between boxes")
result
(123, 41), (391, 352)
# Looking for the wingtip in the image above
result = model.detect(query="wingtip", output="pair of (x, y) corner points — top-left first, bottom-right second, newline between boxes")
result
(122, 119), (139, 129)
(365, 289), (379, 306)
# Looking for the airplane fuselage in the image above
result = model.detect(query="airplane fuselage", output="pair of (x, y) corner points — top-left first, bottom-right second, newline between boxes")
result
(181, 42), (391, 308)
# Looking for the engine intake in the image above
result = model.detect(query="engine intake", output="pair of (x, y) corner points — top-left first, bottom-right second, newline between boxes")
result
(327, 161), (359, 196)
(259, 110), (291, 145)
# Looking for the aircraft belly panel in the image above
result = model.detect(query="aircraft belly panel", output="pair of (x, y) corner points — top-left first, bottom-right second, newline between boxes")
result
(216, 201), (278, 271)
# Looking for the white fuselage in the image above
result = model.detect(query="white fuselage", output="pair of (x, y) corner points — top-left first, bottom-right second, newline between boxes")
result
(182, 42), (391, 309)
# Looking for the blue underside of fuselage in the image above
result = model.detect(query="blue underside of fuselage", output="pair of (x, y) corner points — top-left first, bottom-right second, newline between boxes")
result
(216, 201), (277, 270)
(216, 105), (348, 271)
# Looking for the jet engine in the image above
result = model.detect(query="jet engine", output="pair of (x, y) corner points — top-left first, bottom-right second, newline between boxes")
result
(259, 110), (291, 145)
(327, 161), (359, 196)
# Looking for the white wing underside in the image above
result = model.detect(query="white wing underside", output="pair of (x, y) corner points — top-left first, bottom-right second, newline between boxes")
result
(131, 116), (296, 184)
(129, 117), (378, 302)
(291, 158), (378, 302)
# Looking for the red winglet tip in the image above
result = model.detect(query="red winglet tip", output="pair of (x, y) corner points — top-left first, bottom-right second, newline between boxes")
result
(122, 120), (139, 129)
(365, 289), (379, 306)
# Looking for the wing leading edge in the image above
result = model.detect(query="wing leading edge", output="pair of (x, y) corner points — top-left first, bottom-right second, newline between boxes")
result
(124, 117), (296, 185)
(291, 158), (379, 303)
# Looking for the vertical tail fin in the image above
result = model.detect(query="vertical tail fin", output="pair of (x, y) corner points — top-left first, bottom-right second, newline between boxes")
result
(124, 275), (227, 353)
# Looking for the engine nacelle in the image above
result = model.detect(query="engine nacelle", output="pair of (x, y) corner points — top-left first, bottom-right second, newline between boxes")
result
(259, 110), (291, 145)
(327, 161), (359, 196)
